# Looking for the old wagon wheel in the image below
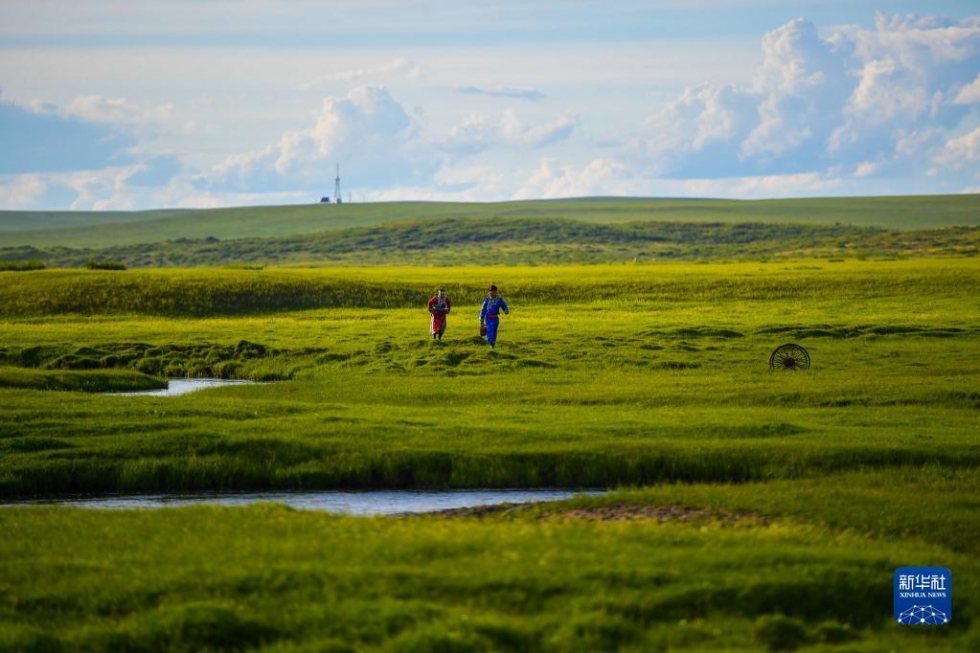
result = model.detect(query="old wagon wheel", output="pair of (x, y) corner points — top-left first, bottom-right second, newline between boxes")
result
(769, 343), (810, 371)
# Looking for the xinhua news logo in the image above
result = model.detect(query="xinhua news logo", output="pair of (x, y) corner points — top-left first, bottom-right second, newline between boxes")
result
(894, 567), (952, 626)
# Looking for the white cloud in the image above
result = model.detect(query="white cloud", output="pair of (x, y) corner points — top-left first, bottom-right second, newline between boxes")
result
(733, 19), (850, 161)
(4, 8), (980, 210)
(639, 12), (980, 188)
(458, 86), (545, 101)
(158, 178), (311, 209)
(440, 109), (578, 156)
(520, 114), (579, 149)
(204, 85), (418, 192)
(0, 175), (46, 209)
(934, 126), (980, 167)
(444, 113), (497, 155)
(644, 84), (750, 155)
(953, 74), (980, 104)
(0, 96), (138, 174)
(648, 171), (846, 200)
(853, 161), (879, 178)
(845, 57), (929, 123)
(513, 158), (626, 200)
(433, 163), (508, 194)
(63, 95), (175, 129)
(63, 165), (146, 211)
(501, 110), (525, 144)
(298, 58), (422, 90)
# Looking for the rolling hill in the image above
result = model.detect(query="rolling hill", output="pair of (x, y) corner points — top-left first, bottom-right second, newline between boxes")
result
(2, 195), (978, 249)
(1, 195), (978, 267)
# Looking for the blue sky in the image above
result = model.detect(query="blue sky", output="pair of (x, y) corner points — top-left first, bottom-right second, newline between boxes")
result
(1, 1), (978, 210)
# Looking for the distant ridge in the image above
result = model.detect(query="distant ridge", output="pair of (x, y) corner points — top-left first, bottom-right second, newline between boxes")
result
(1, 195), (977, 250)
(3, 216), (977, 268)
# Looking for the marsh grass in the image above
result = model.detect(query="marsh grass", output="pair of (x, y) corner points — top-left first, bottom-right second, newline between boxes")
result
(0, 498), (975, 652)
(0, 260), (44, 271)
(0, 260), (978, 496)
(1, 258), (979, 651)
(0, 339), (278, 381)
(0, 367), (166, 393)
(0, 258), (976, 317)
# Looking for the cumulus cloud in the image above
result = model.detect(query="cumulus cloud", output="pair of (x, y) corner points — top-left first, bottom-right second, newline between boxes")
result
(0, 154), (190, 212)
(6, 11), (980, 210)
(0, 90), (185, 199)
(519, 113), (579, 149)
(934, 126), (980, 168)
(126, 155), (186, 187)
(442, 109), (578, 156)
(854, 161), (879, 178)
(368, 158), (630, 203)
(512, 158), (625, 200)
(741, 19), (850, 161)
(443, 113), (498, 156)
(64, 166), (143, 211)
(953, 74), (980, 104)
(58, 162), (186, 211)
(0, 96), (137, 173)
(203, 85), (420, 193)
(0, 175), (46, 209)
(366, 164), (510, 202)
(63, 95), (175, 129)
(639, 13), (980, 189)
(643, 84), (757, 177)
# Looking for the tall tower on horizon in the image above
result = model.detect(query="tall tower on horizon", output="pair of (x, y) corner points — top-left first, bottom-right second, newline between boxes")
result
(334, 164), (342, 204)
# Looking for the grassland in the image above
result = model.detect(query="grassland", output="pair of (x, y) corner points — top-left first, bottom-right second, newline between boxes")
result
(2, 194), (978, 250)
(4, 218), (979, 268)
(1, 254), (979, 651)
(3, 195), (978, 268)
(3, 489), (976, 653)
(1, 194), (979, 651)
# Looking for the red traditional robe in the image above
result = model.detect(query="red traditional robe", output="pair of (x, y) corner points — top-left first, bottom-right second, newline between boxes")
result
(428, 294), (451, 335)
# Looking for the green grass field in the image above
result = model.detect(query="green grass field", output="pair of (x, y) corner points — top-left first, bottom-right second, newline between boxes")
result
(1, 254), (979, 651)
(3, 195), (979, 249)
(1, 194), (979, 651)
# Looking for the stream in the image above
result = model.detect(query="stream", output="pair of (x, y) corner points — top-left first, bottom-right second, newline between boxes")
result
(3, 489), (602, 515)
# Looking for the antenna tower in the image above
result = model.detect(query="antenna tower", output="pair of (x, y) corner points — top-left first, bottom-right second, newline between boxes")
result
(334, 164), (342, 204)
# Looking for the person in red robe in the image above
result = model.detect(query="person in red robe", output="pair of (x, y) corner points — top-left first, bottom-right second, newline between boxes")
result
(427, 288), (451, 340)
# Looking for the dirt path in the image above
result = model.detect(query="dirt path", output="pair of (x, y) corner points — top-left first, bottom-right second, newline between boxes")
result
(416, 502), (766, 524)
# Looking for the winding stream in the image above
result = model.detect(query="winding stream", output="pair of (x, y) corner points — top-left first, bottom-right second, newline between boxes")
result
(112, 378), (259, 396)
(53, 381), (602, 514)
(4, 489), (602, 515)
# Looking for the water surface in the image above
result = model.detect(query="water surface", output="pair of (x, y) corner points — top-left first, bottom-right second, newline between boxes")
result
(113, 378), (257, 397)
(8, 489), (600, 515)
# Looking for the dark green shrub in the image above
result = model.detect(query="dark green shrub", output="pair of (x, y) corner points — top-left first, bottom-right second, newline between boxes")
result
(813, 620), (859, 644)
(163, 363), (186, 377)
(45, 354), (101, 370)
(134, 358), (164, 375)
(85, 259), (127, 270)
(753, 615), (808, 651)
(212, 361), (241, 378)
(548, 613), (641, 652)
(16, 346), (67, 367)
(233, 340), (267, 359)
(0, 626), (63, 652)
(0, 260), (46, 271)
(145, 604), (277, 652)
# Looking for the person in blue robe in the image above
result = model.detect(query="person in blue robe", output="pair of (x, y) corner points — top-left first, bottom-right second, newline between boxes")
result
(479, 284), (510, 349)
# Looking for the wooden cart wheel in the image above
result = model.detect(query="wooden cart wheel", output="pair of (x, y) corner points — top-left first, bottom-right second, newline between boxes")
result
(769, 343), (810, 371)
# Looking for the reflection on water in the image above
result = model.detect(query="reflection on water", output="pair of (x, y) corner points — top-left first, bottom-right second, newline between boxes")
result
(7, 489), (601, 515)
(113, 378), (257, 397)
